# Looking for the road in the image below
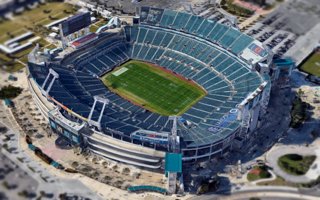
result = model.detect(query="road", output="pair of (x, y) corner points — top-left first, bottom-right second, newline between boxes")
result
(189, 186), (320, 200)
(0, 121), (101, 199)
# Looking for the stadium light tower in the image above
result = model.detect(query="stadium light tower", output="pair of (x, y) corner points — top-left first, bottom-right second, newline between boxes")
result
(41, 68), (59, 98)
(132, 0), (140, 16)
(169, 116), (180, 153)
(88, 96), (110, 130)
(166, 116), (182, 194)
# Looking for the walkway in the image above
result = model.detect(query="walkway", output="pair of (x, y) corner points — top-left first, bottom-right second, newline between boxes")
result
(266, 145), (319, 183)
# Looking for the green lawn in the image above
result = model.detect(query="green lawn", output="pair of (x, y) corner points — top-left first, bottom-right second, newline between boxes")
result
(101, 60), (207, 116)
(300, 51), (320, 77)
(45, 44), (57, 50)
(2, 61), (25, 73)
(221, 0), (254, 18)
(0, 53), (12, 62)
(247, 165), (271, 182)
(257, 176), (299, 187)
(0, 2), (75, 43)
(90, 19), (108, 32)
(278, 154), (316, 176)
(290, 97), (308, 128)
(258, 175), (320, 188)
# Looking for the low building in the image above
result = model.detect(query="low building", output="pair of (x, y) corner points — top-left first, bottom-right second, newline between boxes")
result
(271, 58), (295, 87)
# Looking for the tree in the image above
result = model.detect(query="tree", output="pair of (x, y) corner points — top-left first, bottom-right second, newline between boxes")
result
(311, 129), (319, 139)
(71, 161), (79, 168)
(0, 126), (8, 133)
(122, 167), (130, 175)
(112, 165), (119, 172)
(197, 184), (209, 195)
(297, 89), (304, 97)
(0, 85), (23, 99)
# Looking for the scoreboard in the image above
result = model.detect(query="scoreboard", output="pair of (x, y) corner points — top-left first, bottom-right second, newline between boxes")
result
(61, 12), (91, 36)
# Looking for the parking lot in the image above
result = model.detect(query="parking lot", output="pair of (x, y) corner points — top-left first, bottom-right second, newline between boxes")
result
(0, 115), (100, 199)
(0, 152), (39, 200)
(244, 0), (320, 59)
(245, 21), (296, 57)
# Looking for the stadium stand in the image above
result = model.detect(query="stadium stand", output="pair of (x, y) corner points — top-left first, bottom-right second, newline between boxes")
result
(28, 7), (270, 167)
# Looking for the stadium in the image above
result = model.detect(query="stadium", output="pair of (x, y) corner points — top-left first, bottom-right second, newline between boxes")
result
(27, 7), (272, 170)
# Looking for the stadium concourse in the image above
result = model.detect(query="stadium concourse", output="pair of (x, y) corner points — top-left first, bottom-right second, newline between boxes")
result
(27, 7), (272, 171)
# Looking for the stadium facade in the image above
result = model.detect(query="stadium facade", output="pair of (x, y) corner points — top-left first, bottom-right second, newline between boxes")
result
(27, 7), (273, 170)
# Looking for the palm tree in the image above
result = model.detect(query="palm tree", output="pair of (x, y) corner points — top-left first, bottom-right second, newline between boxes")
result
(297, 89), (304, 98)
(122, 167), (130, 175)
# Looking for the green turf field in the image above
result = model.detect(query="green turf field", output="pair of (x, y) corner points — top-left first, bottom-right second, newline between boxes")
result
(300, 51), (320, 77)
(101, 60), (207, 116)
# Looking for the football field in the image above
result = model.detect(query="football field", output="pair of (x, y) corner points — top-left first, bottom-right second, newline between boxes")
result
(101, 60), (206, 116)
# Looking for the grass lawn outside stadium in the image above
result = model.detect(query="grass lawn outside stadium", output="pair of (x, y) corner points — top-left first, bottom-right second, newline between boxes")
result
(101, 60), (207, 116)
(300, 51), (320, 77)
(0, 2), (76, 72)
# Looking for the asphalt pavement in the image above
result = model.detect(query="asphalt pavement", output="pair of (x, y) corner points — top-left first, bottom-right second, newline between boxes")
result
(0, 121), (101, 200)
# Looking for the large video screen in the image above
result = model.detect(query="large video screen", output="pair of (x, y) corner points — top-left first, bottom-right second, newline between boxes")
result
(61, 12), (91, 36)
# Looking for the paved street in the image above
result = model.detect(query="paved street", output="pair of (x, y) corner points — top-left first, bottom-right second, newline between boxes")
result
(0, 152), (39, 200)
(0, 121), (101, 200)
(189, 186), (320, 200)
(266, 145), (320, 183)
(285, 23), (320, 66)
